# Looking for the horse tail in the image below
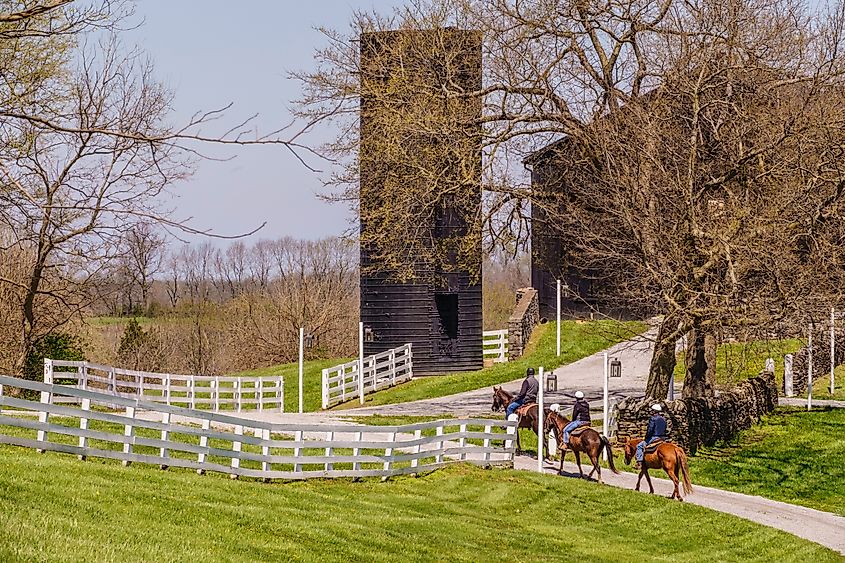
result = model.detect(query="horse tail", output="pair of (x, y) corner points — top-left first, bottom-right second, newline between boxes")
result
(602, 435), (620, 474)
(677, 446), (693, 494)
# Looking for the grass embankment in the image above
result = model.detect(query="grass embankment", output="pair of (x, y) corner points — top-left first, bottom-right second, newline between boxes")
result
(673, 338), (845, 399)
(0, 447), (837, 562)
(683, 407), (845, 517)
(337, 320), (646, 409)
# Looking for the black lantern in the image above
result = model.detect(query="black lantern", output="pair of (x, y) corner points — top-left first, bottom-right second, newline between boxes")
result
(364, 327), (375, 343)
(610, 358), (622, 378)
(546, 371), (558, 392)
(304, 333), (316, 349)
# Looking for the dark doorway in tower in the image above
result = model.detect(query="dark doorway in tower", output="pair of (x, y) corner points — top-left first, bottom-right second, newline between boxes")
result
(435, 293), (459, 356)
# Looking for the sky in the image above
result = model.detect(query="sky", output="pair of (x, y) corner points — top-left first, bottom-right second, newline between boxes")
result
(125, 1), (405, 243)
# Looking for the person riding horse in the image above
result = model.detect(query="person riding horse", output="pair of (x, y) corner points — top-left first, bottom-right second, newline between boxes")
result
(560, 391), (590, 451)
(506, 367), (538, 417)
(636, 403), (668, 466)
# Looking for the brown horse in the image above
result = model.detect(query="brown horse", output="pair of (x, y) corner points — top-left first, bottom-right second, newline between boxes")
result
(545, 410), (619, 483)
(491, 386), (549, 457)
(622, 438), (693, 501)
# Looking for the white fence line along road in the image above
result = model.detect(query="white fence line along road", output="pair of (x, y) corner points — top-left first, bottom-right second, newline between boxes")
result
(0, 375), (515, 481)
(483, 329), (509, 363)
(321, 343), (412, 409)
(45, 359), (284, 413)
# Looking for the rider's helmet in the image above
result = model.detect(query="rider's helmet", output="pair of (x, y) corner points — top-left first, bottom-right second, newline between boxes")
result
(651, 403), (663, 412)
(526, 367), (535, 376)
(574, 391), (584, 399)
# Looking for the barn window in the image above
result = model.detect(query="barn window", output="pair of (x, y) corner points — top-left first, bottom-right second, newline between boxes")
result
(435, 293), (459, 339)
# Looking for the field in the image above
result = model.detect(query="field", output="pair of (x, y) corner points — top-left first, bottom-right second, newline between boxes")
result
(0, 445), (838, 562)
(339, 320), (646, 409)
(684, 407), (845, 516)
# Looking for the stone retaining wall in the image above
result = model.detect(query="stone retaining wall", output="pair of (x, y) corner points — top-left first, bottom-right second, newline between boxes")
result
(614, 371), (778, 454)
(507, 288), (539, 360)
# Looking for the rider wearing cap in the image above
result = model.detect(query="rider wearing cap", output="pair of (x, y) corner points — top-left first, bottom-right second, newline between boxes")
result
(561, 391), (591, 449)
(506, 367), (539, 417)
(636, 403), (668, 464)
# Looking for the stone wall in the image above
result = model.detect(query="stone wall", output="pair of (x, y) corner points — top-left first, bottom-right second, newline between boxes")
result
(614, 371), (778, 454)
(790, 331), (845, 395)
(507, 288), (539, 360)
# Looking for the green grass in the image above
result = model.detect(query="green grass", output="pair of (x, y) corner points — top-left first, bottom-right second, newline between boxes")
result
(230, 358), (352, 413)
(681, 407), (845, 517)
(0, 447), (837, 562)
(337, 320), (646, 409)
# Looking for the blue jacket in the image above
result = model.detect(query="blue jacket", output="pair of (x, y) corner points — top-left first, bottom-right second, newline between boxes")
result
(645, 413), (667, 441)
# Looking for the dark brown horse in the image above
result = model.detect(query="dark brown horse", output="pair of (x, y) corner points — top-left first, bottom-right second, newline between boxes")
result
(491, 386), (549, 457)
(544, 410), (619, 483)
(622, 438), (693, 501)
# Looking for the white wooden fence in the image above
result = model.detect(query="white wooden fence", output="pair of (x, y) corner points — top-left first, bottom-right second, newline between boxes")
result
(321, 343), (412, 409)
(483, 329), (509, 363)
(45, 359), (284, 413)
(0, 375), (515, 480)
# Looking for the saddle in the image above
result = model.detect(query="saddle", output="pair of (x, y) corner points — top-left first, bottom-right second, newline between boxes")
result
(515, 403), (537, 417)
(569, 424), (591, 438)
(644, 438), (669, 454)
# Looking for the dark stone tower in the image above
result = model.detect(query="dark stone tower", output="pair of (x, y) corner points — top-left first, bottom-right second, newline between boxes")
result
(359, 28), (483, 374)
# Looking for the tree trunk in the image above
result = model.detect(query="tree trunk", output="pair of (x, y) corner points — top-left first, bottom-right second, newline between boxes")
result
(646, 318), (678, 399)
(683, 324), (717, 398)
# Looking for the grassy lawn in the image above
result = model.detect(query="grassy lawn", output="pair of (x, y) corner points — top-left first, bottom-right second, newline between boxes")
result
(230, 358), (352, 413)
(0, 446), (837, 562)
(680, 407), (845, 517)
(336, 320), (646, 410)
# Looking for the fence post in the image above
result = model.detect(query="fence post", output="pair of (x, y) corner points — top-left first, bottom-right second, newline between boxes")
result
(165, 374), (171, 405)
(36, 388), (53, 453)
(325, 431), (334, 472)
(230, 424), (243, 480)
(43, 358), (53, 384)
(190, 375), (196, 410)
(407, 343), (413, 377)
(808, 324), (814, 411)
(214, 376), (220, 412)
(784, 354), (794, 397)
(322, 369), (329, 410)
(831, 307), (836, 396)
(435, 425), (444, 464)
(160, 412), (171, 469)
(197, 419), (211, 474)
(765, 358), (775, 373)
(257, 378), (264, 413)
(538, 366), (545, 472)
(459, 423), (467, 461)
(390, 349), (396, 387)
(261, 428), (271, 476)
(411, 429), (422, 474)
(277, 377), (284, 413)
(505, 419), (516, 464)
(352, 430), (363, 473)
(482, 424), (491, 465)
(236, 378), (242, 413)
(294, 430), (303, 474)
(109, 367), (116, 394)
(358, 322), (365, 405)
(382, 431), (396, 480)
(78, 397), (91, 461)
(139, 372), (145, 399)
(122, 406), (136, 467)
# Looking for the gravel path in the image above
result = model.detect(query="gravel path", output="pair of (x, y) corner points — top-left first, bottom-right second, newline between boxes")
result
(514, 454), (845, 555)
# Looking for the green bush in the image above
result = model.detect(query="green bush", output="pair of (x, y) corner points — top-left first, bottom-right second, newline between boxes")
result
(23, 333), (85, 382)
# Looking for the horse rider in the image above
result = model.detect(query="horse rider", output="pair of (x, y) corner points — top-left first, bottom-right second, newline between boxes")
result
(636, 403), (668, 466)
(560, 390), (591, 450)
(506, 367), (539, 417)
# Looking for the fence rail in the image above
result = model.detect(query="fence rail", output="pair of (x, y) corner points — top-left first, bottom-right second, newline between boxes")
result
(0, 375), (515, 481)
(483, 329), (509, 363)
(321, 343), (412, 409)
(45, 360), (283, 413)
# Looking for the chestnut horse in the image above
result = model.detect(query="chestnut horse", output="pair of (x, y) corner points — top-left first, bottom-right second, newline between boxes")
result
(545, 410), (619, 483)
(622, 438), (693, 501)
(491, 386), (549, 457)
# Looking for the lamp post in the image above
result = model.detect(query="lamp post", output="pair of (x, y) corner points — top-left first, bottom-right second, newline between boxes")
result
(545, 370), (558, 392)
(537, 366), (544, 473)
(808, 323), (813, 411)
(556, 279), (561, 357)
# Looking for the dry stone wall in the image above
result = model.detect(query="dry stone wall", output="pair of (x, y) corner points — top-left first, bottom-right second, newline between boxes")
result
(614, 371), (778, 454)
(790, 331), (845, 395)
(507, 288), (539, 360)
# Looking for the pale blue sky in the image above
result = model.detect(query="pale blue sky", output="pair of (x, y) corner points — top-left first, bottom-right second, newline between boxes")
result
(126, 1), (404, 242)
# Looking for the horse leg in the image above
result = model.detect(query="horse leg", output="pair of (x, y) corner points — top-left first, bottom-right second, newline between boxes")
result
(558, 447), (566, 475)
(635, 469), (644, 491)
(574, 450), (583, 477)
(589, 453), (602, 484)
(643, 468), (655, 494)
(667, 461), (682, 501)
